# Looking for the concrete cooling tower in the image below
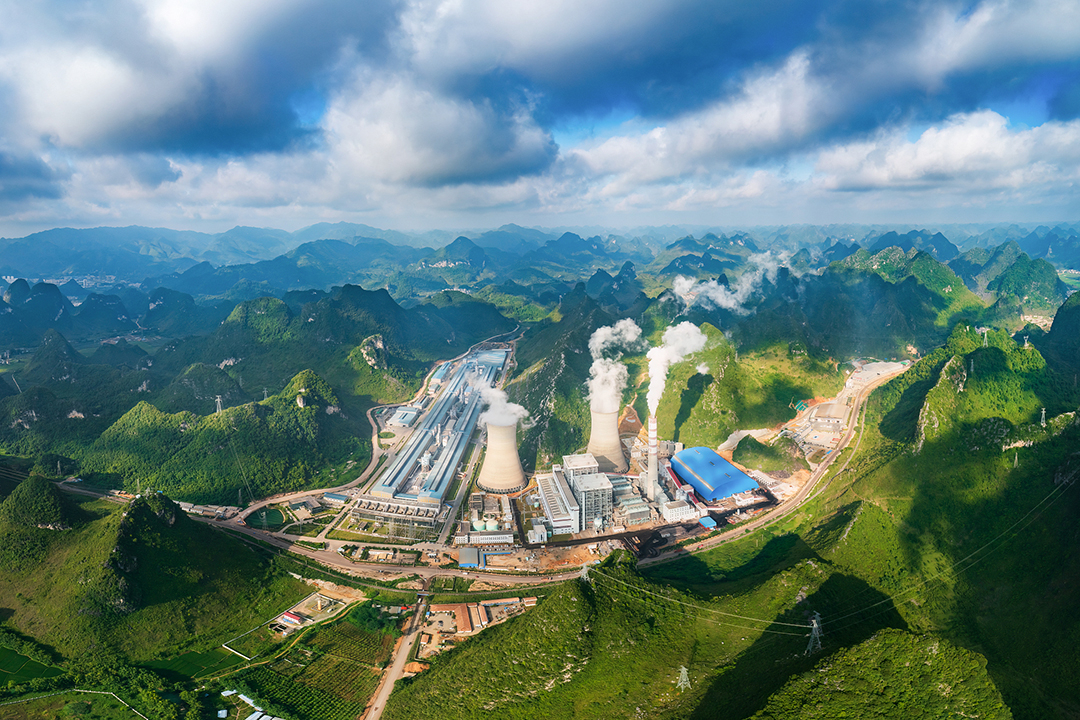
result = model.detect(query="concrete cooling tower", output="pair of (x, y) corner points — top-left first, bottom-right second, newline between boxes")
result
(476, 422), (527, 493)
(587, 409), (628, 473)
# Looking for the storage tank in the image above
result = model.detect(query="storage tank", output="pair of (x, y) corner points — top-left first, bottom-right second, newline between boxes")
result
(485, 518), (499, 531)
(476, 422), (527, 493)
(472, 519), (485, 532)
(587, 409), (628, 473)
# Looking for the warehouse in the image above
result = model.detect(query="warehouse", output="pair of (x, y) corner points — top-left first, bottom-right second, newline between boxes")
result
(669, 447), (758, 503)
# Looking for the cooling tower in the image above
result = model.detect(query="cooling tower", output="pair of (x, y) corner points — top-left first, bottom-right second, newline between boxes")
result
(647, 415), (658, 502)
(476, 422), (527, 493)
(587, 409), (628, 473)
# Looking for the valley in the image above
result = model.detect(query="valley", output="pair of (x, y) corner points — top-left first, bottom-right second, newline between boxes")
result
(0, 223), (1077, 719)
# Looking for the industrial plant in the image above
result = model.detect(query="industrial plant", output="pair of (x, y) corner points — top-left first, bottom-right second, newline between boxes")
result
(352, 348), (510, 532)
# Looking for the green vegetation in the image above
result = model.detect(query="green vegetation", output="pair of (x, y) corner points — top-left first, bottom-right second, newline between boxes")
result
(0, 475), (70, 528)
(0, 692), (137, 719)
(751, 629), (1012, 719)
(0, 492), (307, 663)
(732, 435), (809, 475)
(346, 601), (403, 637)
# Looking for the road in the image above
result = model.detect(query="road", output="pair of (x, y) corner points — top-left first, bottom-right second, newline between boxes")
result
(365, 587), (429, 720)
(197, 515), (581, 584)
(638, 366), (903, 566)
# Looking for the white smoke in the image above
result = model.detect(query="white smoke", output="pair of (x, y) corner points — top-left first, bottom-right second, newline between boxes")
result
(646, 321), (707, 415)
(696, 363), (710, 375)
(470, 377), (529, 427)
(675, 252), (787, 316)
(587, 319), (644, 414)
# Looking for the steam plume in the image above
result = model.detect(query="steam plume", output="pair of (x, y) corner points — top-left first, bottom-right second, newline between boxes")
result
(646, 321), (707, 415)
(470, 377), (529, 426)
(675, 252), (786, 315)
(587, 319), (643, 415)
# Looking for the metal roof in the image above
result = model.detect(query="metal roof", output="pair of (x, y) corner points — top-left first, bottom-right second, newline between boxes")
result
(670, 447), (758, 502)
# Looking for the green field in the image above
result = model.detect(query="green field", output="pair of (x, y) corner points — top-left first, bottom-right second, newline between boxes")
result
(0, 646), (61, 683)
(0, 692), (138, 720)
(146, 647), (245, 678)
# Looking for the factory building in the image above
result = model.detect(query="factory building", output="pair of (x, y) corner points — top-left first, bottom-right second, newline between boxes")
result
(661, 499), (699, 523)
(570, 472), (613, 530)
(562, 453), (600, 483)
(610, 476), (651, 525)
(535, 468), (580, 535)
(358, 349), (509, 528)
(669, 447), (759, 503)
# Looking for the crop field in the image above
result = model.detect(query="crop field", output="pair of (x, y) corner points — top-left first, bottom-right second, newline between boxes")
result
(303, 621), (395, 666)
(147, 647), (245, 678)
(299, 654), (381, 702)
(0, 646), (61, 683)
(226, 625), (283, 660)
(0, 692), (137, 719)
(235, 665), (367, 720)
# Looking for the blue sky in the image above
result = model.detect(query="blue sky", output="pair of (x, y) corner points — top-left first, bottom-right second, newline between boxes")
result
(0, 0), (1079, 235)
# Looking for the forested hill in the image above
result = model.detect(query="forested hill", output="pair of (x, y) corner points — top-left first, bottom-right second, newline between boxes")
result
(0, 284), (514, 500)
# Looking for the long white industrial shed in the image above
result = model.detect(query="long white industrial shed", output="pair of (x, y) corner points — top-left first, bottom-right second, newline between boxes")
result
(371, 349), (508, 504)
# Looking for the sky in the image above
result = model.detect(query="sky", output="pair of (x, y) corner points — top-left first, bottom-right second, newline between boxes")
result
(1, 0), (1079, 236)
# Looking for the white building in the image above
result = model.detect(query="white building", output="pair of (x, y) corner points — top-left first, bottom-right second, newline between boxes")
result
(562, 453), (599, 484)
(568, 472), (613, 530)
(536, 467), (581, 534)
(662, 499), (698, 523)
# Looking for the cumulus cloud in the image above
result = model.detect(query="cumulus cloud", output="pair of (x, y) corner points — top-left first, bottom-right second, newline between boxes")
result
(1, 0), (1080, 230)
(646, 321), (707, 415)
(816, 111), (1080, 192)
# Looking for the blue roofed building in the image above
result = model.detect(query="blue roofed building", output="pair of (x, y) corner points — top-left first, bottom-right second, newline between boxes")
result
(669, 447), (758, 502)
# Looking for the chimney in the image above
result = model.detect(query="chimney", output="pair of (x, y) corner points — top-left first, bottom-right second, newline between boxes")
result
(587, 409), (628, 473)
(476, 422), (527, 494)
(647, 415), (658, 502)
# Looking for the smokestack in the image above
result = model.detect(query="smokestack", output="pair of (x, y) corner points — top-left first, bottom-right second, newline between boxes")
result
(476, 423), (527, 494)
(647, 415), (658, 502)
(588, 409), (628, 473)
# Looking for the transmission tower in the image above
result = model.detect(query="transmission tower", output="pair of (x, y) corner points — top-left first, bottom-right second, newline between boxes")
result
(970, 358), (974, 374)
(676, 666), (691, 691)
(983, 331), (988, 348)
(215, 395), (223, 414)
(805, 612), (823, 655)
(263, 387), (269, 401)
(580, 564), (590, 585)
(1041, 408), (1047, 427)
(1014, 452), (1018, 468)
(1024, 335), (1030, 348)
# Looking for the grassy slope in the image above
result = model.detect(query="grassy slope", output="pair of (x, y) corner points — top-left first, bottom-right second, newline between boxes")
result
(652, 324), (844, 448)
(0, 493), (307, 662)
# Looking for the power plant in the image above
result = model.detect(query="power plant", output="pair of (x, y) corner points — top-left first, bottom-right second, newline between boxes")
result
(647, 414), (658, 502)
(587, 409), (628, 473)
(476, 422), (527, 493)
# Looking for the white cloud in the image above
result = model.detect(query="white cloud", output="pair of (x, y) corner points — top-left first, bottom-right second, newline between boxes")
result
(815, 110), (1080, 191)
(323, 69), (554, 187)
(572, 53), (824, 189)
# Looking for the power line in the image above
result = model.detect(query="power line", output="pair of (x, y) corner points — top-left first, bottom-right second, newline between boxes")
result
(827, 477), (1075, 631)
(591, 569), (810, 630)
(595, 572), (810, 637)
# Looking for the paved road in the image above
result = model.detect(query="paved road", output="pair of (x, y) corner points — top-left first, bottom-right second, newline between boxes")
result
(198, 515), (580, 584)
(639, 367), (903, 566)
(365, 586), (430, 720)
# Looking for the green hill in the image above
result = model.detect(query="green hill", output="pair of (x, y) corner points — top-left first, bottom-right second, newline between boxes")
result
(82, 370), (363, 502)
(732, 435), (808, 475)
(751, 629), (1012, 720)
(0, 492), (305, 663)
(0, 475), (70, 529)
